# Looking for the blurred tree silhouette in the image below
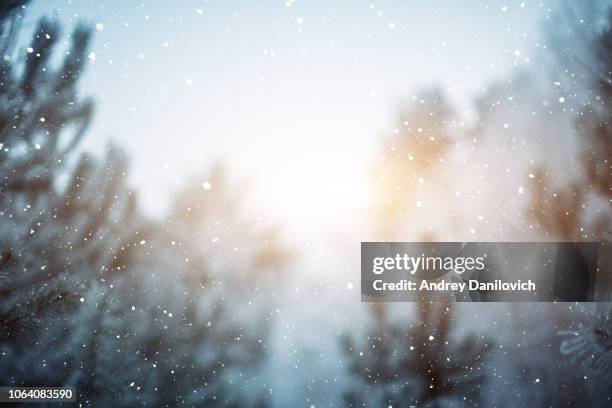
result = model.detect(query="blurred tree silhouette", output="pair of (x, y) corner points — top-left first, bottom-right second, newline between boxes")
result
(0, 2), (288, 406)
(535, 3), (612, 405)
(356, 2), (612, 405)
(529, 5), (612, 242)
(373, 88), (453, 240)
(342, 301), (492, 407)
(346, 91), (492, 407)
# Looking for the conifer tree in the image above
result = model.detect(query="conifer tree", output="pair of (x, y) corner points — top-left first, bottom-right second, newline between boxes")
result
(344, 91), (493, 407)
(373, 88), (453, 240)
(0, 3), (288, 406)
(538, 3), (612, 403)
(529, 4), (612, 242)
(342, 301), (492, 407)
(0, 0), (103, 340)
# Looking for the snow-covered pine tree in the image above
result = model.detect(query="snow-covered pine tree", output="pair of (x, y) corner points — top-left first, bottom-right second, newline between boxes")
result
(560, 304), (612, 404)
(528, 2), (612, 404)
(0, 0), (103, 340)
(0, 1), (147, 395)
(0, 2), (288, 406)
(529, 2), (611, 242)
(84, 165), (289, 406)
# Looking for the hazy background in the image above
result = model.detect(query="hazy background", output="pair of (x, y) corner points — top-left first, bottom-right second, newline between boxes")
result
(27, 0), (545, 233)
(4, 0), (610, 406)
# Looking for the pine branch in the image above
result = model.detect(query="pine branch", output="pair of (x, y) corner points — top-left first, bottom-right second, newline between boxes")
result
(0, 287), (80, 341)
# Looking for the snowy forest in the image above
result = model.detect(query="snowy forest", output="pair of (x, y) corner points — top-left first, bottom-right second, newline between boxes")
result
(0, 0), (611, 406)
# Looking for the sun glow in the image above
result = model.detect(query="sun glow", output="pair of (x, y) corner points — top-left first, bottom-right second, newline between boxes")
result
(247, 139), (370, 235)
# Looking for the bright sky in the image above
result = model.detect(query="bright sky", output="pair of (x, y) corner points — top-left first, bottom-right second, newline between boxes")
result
(26, 0), (547, 234)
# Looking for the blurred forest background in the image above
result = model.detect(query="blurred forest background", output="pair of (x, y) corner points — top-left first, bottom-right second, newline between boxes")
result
(0, 0), (611, 407)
